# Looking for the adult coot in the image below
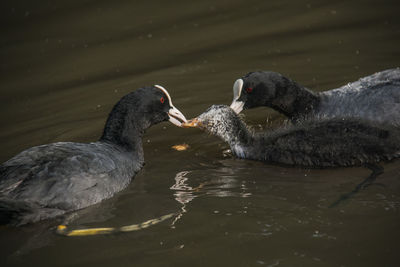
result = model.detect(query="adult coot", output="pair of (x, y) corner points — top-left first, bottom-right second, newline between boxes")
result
(183, 105), (400, 167)
(230, 68), (400, 123)
(0, 85), (187, 225)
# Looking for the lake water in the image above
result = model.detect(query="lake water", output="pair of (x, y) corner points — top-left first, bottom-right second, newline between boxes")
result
(1, 0), (399, 266)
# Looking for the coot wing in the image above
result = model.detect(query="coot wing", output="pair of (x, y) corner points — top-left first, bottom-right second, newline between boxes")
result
(0, 142), (131, 211)
(319, 69), (400, 123)
(258, 120), (400, 166)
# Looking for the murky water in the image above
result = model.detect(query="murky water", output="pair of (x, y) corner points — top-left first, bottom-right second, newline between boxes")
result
(1, 0), (400, 266)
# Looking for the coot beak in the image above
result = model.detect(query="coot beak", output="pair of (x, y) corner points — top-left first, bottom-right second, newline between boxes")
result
(181, 118), (202, 128)
(230, 78), (244, 114)
(168, 105), (187, 127)
(154, 85), (188, 127)
(230, 100), (245, 114)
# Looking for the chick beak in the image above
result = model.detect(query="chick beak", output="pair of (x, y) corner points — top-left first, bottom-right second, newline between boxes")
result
(181, 118), (202, 128)
(168, 105), (187, 127)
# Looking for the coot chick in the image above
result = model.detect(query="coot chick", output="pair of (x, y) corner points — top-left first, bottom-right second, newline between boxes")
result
(230, 68), (400, 123)
(0, 85), (187, 225)
(183, 105), (400, 167)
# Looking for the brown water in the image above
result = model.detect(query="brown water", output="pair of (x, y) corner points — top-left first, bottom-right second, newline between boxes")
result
(1, 0), (400, 266)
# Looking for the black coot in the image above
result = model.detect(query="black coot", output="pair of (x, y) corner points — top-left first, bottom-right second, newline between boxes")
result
(183, 105), (400, 167)
(0, 85), (187, 225)
(230, 68), (400, 123)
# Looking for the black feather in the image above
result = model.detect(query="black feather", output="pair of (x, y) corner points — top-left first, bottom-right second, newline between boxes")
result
(235, 68), (400, 124)
(195, 105), (400, 167)
(0, 86), (177, 225)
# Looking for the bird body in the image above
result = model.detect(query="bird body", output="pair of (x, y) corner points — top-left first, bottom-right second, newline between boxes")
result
(230, 68), (400, 124)
(184, 105), (400, 167)
(0, 142), (141, 224)
(317, 69), (400, 123)
(0, 85), (186, 225)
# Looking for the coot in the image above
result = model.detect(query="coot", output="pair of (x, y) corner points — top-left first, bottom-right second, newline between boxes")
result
(0, 85), (187, 225)
(230, 68), (400, 123)
(183, 105), (400, 167)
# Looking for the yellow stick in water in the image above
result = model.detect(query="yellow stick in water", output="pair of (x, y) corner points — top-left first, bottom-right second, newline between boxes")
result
(65, 227), (115, 236)
(56, 213), (176, 237)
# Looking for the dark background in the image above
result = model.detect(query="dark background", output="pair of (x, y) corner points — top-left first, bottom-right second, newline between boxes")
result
(1, 0), (399, 266)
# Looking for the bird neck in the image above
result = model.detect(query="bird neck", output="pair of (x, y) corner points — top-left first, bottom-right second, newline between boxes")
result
(219, 116), (254, 157)
(99, 103), (148, 154)
(270, 78), (320, 120)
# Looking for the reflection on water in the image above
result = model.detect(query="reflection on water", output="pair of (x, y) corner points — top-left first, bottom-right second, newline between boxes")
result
(171, 171), (196, 205)
(170, 171), (193, 226)
(170, 168), (252, 226)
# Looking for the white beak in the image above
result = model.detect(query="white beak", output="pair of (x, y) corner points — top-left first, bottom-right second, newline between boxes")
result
(168, 105), (187, 127)
(230, 100), (245, 114)
(154, 85), (188, 127)
(230, 78), (244, 114)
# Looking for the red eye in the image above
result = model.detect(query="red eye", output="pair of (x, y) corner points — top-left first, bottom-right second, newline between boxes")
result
(160, 97), (165, 103)
(246, 87), (253, 93)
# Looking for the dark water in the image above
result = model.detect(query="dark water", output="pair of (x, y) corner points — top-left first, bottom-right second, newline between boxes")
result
(1, 0), (400, 266)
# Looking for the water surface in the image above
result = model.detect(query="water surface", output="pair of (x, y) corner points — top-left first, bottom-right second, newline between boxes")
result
(1, 0), (399, 266)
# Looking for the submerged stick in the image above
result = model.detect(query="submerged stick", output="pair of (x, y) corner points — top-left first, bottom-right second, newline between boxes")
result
(329, 164), (384, 208)
(56, 213), (176, 237)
